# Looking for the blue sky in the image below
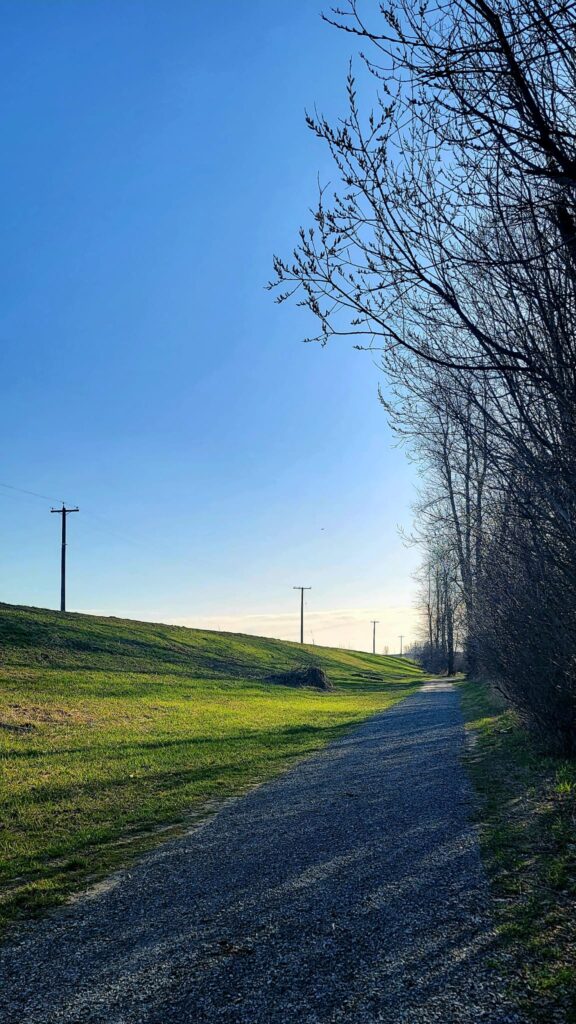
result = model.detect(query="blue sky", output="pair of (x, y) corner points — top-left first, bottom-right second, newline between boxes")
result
(0, 0), (420, 652)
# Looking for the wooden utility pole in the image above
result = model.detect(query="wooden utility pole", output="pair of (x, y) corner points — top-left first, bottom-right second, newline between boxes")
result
(370, 620), (379, 655)
(50, 504), (79, 611)
(293, 586), (311, 644)
(398, 635), (404, 657)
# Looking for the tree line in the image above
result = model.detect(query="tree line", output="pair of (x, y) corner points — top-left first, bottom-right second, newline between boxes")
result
(271, 0), (576, 754)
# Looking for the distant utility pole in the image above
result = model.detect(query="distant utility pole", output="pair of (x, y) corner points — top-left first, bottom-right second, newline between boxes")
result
(50, 504), (79, 612)
(398, 635), (404, 657)
(370, 620), (379, 655)
(293, 586), (311, 644)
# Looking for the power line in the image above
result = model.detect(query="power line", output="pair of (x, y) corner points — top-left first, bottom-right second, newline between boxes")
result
(0, 481), (67, 504)
(0, 479), (155, 553)
(79, 510), (149, 551)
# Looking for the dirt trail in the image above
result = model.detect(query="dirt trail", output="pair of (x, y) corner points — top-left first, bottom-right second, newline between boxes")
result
(0, 683), (524, 1023)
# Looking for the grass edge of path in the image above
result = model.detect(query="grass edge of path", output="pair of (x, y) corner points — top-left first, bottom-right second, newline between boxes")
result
(457, 677), (576, 1023)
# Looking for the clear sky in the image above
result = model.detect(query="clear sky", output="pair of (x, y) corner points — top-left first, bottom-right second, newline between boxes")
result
(0, 0), (421, 653)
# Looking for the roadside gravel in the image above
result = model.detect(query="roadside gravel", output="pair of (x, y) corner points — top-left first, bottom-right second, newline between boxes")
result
(0, 682), (525, 1023)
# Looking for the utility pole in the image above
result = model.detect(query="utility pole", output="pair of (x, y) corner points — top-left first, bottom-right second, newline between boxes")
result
(398, 635), (404, 657)
(293, 586), (311, 644)
(370, 620), (379, 655)
(50, 504), (79, 612)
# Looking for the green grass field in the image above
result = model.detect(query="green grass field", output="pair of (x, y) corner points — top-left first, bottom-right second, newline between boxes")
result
(0, 602), (422, 931)
(458, 679), (576, 1022)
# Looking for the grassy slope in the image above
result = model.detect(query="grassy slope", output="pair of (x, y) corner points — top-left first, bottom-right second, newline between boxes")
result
(458, 679), (576, 1023)
(0, 603), (422, 931)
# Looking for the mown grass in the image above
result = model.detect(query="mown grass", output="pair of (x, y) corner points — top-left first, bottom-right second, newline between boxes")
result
(0, 602), (422, 933)
(458, 678), (576, 1023)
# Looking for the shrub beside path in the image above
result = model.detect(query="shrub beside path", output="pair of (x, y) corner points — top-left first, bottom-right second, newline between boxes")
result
(0, 681), (525, 1023)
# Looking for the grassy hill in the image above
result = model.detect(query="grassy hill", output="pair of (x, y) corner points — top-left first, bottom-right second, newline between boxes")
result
(0, 603), (422, 930)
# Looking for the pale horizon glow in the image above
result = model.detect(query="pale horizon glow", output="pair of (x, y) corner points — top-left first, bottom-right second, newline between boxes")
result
(79, 604), (421, 656)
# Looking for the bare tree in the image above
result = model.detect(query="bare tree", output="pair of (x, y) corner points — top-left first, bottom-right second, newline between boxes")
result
(272, 0), (576, 752)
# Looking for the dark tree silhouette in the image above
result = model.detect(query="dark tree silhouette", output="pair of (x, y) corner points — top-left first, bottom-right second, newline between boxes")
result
(272, 0), (576, 751)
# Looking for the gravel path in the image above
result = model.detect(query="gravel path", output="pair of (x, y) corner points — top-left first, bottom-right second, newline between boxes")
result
(0, 682), (524, 1024)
